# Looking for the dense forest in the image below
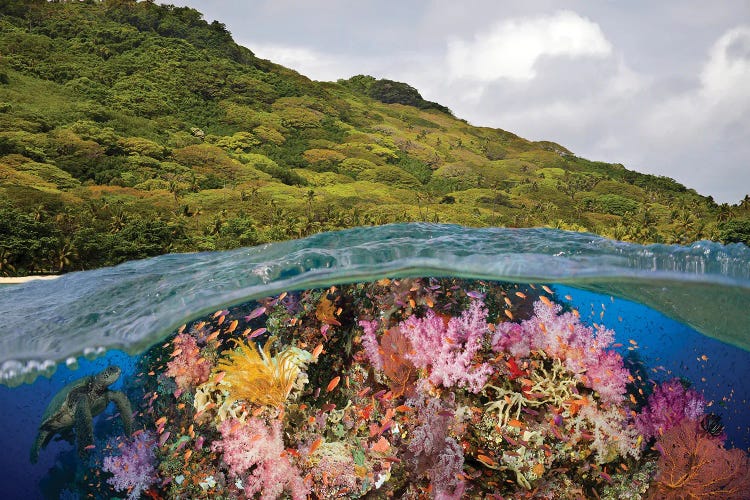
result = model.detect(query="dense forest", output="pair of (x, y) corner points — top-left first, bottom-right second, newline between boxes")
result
(1, 0), (749, 276)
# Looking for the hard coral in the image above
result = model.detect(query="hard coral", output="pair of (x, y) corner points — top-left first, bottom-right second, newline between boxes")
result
(213, 417), (308, 500)
(649, 420), (750, 499)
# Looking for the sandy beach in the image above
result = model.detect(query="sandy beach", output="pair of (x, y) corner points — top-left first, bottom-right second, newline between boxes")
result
(0, 275), (61, 284)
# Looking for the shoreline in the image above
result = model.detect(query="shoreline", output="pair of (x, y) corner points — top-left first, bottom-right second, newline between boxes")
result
(0, 275), (61, 284)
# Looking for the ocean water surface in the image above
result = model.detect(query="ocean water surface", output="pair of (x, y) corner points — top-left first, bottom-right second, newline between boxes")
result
(0, 223), (748, 498)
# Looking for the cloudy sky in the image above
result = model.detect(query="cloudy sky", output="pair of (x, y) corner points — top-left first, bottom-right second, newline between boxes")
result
(165, 1), (750, 204)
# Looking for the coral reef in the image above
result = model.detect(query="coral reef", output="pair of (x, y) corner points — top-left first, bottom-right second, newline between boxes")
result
(49, 278), (750, 499)
(492, 299), (630, 403)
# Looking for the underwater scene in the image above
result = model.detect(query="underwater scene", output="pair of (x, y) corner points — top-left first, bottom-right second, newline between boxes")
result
(0, 224), (749, 499)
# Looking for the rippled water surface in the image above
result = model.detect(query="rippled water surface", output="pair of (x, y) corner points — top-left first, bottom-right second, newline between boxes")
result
(1, 224), (749, 386)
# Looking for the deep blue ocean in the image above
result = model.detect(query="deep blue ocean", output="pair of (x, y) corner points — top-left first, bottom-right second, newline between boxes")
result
(0, 223), (748, 499)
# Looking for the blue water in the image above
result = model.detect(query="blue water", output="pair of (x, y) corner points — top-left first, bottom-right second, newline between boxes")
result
(0, 223), (749, 498)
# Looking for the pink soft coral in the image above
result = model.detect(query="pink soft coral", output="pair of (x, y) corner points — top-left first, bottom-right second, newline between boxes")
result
(399, 299), (492, 393)
(492, 300), (629, 403)
(358, 319), (383, 370)
(165, 333), (211, 391)
(212, 417), (308, 500)
(635, 378), (705, 439)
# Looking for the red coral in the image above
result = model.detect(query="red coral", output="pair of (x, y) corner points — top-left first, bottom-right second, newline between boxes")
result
(649, 420), (750, 499)
(380, 327), (417, 397)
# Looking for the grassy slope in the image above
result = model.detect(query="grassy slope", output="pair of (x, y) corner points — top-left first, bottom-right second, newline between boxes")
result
(0, 0), (748, 276)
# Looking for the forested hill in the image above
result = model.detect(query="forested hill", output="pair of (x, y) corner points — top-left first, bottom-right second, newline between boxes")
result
(1, 0), (748, 276)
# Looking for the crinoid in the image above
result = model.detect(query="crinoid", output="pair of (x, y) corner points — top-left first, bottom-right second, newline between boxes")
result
(215, 336), (307, 408)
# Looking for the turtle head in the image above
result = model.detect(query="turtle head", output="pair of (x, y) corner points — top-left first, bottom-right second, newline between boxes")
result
(97, 366), (122, 386)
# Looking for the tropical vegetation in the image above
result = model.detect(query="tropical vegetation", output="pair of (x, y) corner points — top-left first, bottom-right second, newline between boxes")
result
(1, 0), (749, 276)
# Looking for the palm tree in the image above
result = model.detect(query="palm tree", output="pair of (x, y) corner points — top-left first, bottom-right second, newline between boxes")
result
(55, 240), (76, 272)
(717, 204), (735, 222)
(0, 248), (16, 276)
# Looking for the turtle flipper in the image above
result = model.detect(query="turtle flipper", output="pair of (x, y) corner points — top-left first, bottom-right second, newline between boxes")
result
(30, 430), (49, 464)
(74, 397), (93, 458)
(108, 390), (133, 436)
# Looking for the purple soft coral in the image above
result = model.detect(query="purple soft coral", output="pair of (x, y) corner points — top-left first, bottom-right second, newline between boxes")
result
(492, 300), (629, 403)
(635, 378), (705, 439)
(102, 431), (158, 500)
(400, 299), (492, 393)
(213, 417), (308, 500)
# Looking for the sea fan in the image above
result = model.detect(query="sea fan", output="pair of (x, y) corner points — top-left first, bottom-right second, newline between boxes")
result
(649, 420), (750, 499)
(215, 336), (303, 408)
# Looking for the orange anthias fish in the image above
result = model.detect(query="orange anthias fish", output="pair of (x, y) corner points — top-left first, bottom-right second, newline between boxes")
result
(309, 437), (323, 455)
(226, 320), (239, 333)
(326, 376), (341, 393)
(312, 344), (324, 359)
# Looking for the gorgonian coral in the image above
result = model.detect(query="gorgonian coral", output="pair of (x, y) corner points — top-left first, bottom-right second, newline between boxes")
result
(649, 419), (750, 499)
(635, 378), (705, 439)
(492, 299), (629, 403)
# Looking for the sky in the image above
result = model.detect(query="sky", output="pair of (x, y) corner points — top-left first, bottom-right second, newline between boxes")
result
(164, 1), (750, 204)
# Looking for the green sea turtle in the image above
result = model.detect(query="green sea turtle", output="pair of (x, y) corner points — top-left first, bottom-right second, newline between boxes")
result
(30, 366), (133, 463)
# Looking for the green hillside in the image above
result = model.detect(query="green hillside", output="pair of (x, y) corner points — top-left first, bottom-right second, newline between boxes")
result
(1, 0), (748, 276)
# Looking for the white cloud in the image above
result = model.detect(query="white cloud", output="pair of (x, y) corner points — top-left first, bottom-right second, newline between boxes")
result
(445, 10), (613, 82)
(246, 42), (353, 82)
(644, 26), (750, 144)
